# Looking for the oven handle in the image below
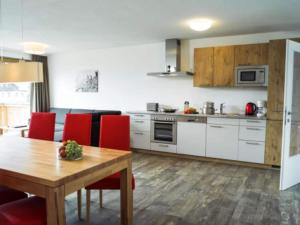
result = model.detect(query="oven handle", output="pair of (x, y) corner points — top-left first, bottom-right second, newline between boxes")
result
(152, 120), (177, 124)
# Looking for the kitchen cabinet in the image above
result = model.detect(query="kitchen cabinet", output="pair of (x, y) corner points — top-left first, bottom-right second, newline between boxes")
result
(150, 143), (177, 153)
(177, 122), (206, 156)
(130, 114), (150, 150)
(234, 43), (269, 66)
(238, 119), (266, 164)
(206, 122), (239, 160)
(265, 120), (283, 166)
(213, 46), (235, 87)
(194, 47), (214, 87)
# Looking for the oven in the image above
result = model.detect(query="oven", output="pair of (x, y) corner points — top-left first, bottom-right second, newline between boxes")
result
(151, 116), (177, 145)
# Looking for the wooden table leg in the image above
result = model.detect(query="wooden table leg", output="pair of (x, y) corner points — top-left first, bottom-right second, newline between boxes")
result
(46, 185), (66, 225)
(120, 158), (133, 225)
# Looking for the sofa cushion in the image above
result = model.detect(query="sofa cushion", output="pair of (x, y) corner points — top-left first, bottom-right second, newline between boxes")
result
(70, 109), (94, 114)
(49, 108), (70, 124)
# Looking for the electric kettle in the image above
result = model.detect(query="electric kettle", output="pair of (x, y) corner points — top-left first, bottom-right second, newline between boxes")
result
(245, 102), (257, 116)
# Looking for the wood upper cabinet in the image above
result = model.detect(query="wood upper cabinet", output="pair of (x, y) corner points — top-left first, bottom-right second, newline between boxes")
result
(194, 47), (214, 87)
(194, 46), (235, 87)
(234, 43), (269, 66)
(265, 120), (283, 166)
(213, 46), (235, 87)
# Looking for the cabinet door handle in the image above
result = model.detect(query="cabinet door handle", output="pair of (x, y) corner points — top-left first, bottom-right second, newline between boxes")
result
(135, 120), (144, 123)
(246, 128), (261, 131)
(246, 142), (261, 146)
(134, 132), (144, 135)
(159, 144), (169, 147)
(210, 125), (223, 128)
(134, 114), (144, 117)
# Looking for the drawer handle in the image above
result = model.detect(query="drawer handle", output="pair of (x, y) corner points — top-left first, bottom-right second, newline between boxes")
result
(210, 125), (223, 128)
(159, 144), (169, 147)
(134, 114), (145, 117)
(134, 132), (144, 135)
(246, 120), (260, 123)
(135, 120), (144, 123)
(246, 142), (261, 146)
(246, 128), (261, 131)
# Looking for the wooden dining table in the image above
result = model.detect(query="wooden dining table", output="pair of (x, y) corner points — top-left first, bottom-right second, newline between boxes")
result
(0, 135), (133, 225)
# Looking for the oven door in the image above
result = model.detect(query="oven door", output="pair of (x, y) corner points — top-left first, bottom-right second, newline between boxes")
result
(151, 121), (177, 145)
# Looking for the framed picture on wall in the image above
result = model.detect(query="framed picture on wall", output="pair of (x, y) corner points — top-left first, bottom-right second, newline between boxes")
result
(75, 70), (99, 92)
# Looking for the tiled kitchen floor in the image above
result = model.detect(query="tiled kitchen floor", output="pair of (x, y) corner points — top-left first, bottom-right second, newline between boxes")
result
(66, 152), (300, 225)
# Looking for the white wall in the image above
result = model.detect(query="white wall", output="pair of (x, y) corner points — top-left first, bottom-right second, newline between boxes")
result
(48, 31), (300, 113)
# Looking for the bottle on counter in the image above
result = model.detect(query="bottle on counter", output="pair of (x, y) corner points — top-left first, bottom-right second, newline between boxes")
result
(184, 101), (189, 111)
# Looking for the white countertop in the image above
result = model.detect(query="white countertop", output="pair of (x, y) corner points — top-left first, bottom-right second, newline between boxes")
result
(126, 110), (266, 120)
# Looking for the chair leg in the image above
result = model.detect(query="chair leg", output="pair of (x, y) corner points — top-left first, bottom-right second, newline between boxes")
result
(99, 189), (103, 208)
(86, 190), (91, 225)
(77, 190), (82, 220)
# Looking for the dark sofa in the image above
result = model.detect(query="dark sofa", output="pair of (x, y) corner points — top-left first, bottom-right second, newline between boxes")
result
(50, 108), (121, 146)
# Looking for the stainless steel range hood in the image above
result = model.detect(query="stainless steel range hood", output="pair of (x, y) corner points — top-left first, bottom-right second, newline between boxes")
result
(147, 39), (193, 77)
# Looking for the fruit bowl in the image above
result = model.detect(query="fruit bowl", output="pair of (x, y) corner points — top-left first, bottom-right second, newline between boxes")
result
(58, 140), (83, 161)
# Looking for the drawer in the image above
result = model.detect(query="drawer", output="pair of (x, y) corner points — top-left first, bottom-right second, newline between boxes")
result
(150, 142), (177, 153)
(240, 119), (266, 127)
(239, 126), (266, 142)
(238, 140), (265, 164)
(207, 117), (239, 126)
(130, 131), (150, 150)
(130, 119), (150, 131)
(130, 114), (150, 120)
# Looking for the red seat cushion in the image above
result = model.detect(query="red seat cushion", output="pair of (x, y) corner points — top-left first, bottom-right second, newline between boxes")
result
(86, 172), (135, 190)
(0, 187), (27, 206)
(0, 196), (46, 225)
(63, 113), (92, 146)
(28, 113), (56, 141)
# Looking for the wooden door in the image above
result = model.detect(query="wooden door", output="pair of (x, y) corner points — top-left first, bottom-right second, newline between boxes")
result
(234, 43), (269, 66)
(194, 48), (214, 87)
(213, 46), (235, 87)
(265, 120), (283, 166)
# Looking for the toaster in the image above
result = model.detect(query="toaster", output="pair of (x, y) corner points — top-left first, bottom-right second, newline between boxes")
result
(147, 103), (159, 112)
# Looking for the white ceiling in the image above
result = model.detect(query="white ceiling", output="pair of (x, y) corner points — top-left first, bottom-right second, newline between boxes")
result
(1, 0), (300, 55)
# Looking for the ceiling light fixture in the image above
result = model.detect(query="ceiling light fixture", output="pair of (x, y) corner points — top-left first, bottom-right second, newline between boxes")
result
(188, 18), (214, 31)
(23, 42), (48, 55)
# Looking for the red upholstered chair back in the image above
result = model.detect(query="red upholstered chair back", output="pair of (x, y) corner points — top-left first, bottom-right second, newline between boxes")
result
(28, 112), (56, 141)
(99, 115), (130, 151)
(63, 113), (92, 146)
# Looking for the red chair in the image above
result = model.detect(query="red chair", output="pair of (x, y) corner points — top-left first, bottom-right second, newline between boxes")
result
(63, 113), (92, 220)
(28, 112), (56, 141)
(62, 113), (92, 146)
(0, 187), (27, 206)
(84, 115), (135, 224)
(0, 196), (46, 225)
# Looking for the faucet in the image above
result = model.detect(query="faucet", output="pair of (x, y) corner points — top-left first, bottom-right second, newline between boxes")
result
(220, 103), (225, 115)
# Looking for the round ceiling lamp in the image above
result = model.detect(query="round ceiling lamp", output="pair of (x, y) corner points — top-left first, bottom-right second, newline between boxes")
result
(188, 18), (214, 31)
(23, 42), (48, 55)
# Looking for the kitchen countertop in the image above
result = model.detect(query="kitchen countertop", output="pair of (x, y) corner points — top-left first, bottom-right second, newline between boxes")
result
(126, 110), (266, 120)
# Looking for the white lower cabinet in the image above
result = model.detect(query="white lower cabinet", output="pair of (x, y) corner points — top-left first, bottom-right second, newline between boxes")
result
(238, 141), (265, 163)
(150, 142), (177, 153)
(206, 124), (239, 160)
(177, 122), (206, 156)
(130, 131), (150, 150)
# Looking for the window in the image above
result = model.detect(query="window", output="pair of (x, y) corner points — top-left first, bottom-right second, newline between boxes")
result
(0, 83), (31, 128)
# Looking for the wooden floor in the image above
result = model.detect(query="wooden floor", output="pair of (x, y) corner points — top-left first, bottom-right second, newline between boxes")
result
(65, 152), (300, 225)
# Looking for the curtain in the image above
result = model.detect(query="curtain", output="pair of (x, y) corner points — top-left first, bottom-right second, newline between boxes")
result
(30, 55), (50, 112)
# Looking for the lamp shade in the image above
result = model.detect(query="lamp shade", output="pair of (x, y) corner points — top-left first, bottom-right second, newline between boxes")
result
(0, 60), (43, 83)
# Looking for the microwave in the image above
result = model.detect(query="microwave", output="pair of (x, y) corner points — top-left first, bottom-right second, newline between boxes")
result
(235, 65), (268, 87)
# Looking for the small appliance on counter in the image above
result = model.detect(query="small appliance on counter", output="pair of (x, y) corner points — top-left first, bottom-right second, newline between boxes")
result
(256, 100), (267, 118)
(147, 103), (159, 112)
(245, 102), (257, 116)
(203, 101), (215, 115)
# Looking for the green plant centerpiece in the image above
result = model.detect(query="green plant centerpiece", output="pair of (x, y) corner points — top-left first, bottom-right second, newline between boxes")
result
(58, 140), (83, 160)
